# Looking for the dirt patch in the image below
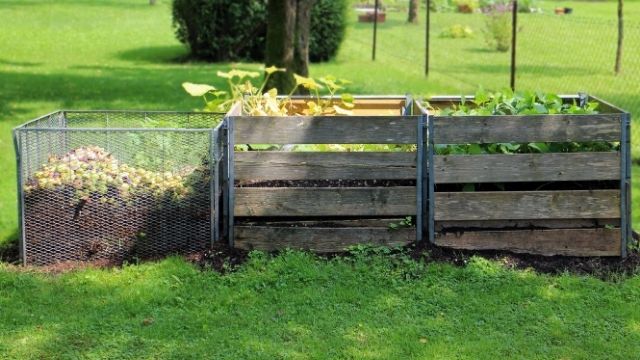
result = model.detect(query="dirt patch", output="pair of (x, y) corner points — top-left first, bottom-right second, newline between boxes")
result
(186, 243), (249, 274)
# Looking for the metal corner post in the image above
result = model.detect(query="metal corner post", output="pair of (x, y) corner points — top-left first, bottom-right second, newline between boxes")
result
(620, 112), (631, 257)
(227, 117), (235, 248)
(427, 113), (435, 244)
(12, 129), (26, 265)
(220, 119), (229, 244)
(210, 127), (219, 245)
(416, 112), (424, 242)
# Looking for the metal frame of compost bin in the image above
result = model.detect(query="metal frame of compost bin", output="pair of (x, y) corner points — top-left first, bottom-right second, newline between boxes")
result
(13, 110), (225, 265)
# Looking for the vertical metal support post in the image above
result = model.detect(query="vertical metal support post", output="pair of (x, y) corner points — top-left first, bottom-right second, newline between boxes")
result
(227, 117), (235, 248)
(210, 127), (219, 245)
(372, 0), (379, 61)
(416, 111), (424, 242)
(403, 94), (413, 116)
(218, 118), (229, 242)
(13, 129), (26, 265)
(620, 112), (631, 257)
(427, 114), (435, 244)
(425, 0), (431, 76)
(510, 0), (518, 90)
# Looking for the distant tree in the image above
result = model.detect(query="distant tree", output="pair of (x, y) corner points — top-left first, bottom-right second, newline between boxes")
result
(150, 0), (156, 4)
(265, 0), (315, 93)
(615, 0), (623, 74)
(408, 0), (418, 23)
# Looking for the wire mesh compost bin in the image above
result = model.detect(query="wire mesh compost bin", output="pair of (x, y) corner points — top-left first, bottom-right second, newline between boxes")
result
(13, 111), (226, 265)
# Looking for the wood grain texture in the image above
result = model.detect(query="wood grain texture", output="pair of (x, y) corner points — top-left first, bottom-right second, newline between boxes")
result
(235, 226), (414, 252)
(232, 116), (418, 144)
(435, 190), (620, 221)
(234, 187), (417, 216)
(436, 219), (620, 231)
(434, 152), (620, 183)
(434, 228), (621, 256)
(239, 218), (408, 227)
(433, 114), (621, 143)
(235, 151), (417, 180)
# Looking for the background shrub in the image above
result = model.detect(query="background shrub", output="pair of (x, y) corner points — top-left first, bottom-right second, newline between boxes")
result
(310, 0), (348, 62)
(172, 0), (348, 63)
(483, 4), (512, 52)
(172, 0), (267, 61)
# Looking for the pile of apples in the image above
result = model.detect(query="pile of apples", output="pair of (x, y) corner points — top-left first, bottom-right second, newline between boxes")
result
(25, 146), (190, 200)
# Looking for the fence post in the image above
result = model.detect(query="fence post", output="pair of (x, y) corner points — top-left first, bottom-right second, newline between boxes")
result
(372, 0), (379, 61)
(510, 0), (518, 90)
(425, 0), (431, 76)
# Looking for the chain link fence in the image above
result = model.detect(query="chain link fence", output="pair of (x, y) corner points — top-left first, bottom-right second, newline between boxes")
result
(13, 111), (224, 265)
(349, 0), (638, 158)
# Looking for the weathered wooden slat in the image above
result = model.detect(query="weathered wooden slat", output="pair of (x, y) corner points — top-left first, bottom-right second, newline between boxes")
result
(233, 116), (417, 144)
(234, 187), (417, 217)
(235, 226), (414, 252)
(436, 219), (620, 231)
(435, 152), (620, 183)
(235, 151), (416, 181)
(435, 190), (620, 221)
(433, 114), (621, 143)
(435, 228), (621, 256)
(238, 218), (408, 227)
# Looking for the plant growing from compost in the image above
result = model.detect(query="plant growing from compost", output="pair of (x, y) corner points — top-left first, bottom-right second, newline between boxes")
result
(182, 67), (355, 116)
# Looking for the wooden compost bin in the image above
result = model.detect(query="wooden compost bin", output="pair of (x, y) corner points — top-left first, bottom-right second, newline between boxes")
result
(226, 96), (422, 252)
(422, 95), (632, 257)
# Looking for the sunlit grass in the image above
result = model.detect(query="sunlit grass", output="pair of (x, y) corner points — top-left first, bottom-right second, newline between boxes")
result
(1, 254), (640, 359)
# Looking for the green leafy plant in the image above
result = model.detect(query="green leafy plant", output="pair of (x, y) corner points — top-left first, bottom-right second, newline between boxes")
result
(388, 216), (414, 230)
(183, 67), (354, 116)
(423, 88), (618, 156)
(440, 24), (474, 39)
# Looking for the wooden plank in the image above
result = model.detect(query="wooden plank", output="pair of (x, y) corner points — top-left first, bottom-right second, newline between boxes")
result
(434, 228), (621, 256)
(233, 116), (417, 144)
(235, 226), (414, 252)
(435, 190), (620, 221)
(235, 187), (416, 217)
(235, 151), (416, 181)
(436, 219), (620, 231)
(433, 114), (621, 143)
(239, 218), (408, 227)
(435, 152), (620, 183)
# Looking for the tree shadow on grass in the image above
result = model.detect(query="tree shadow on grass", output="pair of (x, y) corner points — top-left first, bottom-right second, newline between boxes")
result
(0, 66), (231, 112)
(115, 45), (191, 65)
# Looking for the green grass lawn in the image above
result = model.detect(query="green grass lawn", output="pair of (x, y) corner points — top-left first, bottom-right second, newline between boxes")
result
(2, 253), (640, 359)
(0, 1), (639, 357)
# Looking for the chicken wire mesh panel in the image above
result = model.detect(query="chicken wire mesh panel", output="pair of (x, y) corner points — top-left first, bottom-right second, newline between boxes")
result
(14, 111), (223, 265)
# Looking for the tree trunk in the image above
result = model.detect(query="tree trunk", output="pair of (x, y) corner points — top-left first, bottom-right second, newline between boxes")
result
(615, 0), (623, 74)
(408, 0), (418, 23)
(266, 0), (315, 93)
(149, 0), (156, 4)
